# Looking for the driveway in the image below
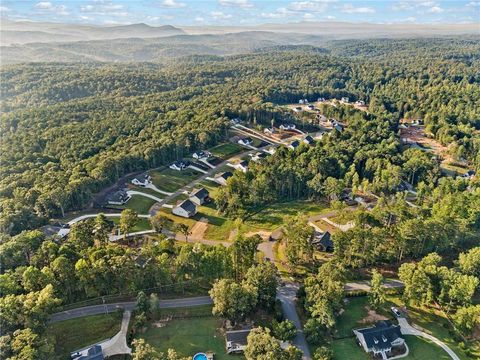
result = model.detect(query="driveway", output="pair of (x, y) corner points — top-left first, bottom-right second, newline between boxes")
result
(398, 317), (460, 360)
(127, 190), (163, 203)
(277, 282), (312, 360)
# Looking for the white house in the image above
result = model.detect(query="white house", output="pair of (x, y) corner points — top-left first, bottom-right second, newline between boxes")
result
(238, 137), (253, 146)
(264, 127), (275, 134)
(225, 330), (250, 354)
(354, 321), (406, 359)
(264, 147), (276, 155)
(341, 97), (350, 103)
(288, 140), (300, 150)
(292, 106), (303, 113)
(298, 99), (308, 104)
(231, 160), (248, 173)
(193, 150), (211, 160)
(251, 152), (268, 162)
(214, 171), (233, 186)
(355, 100), (366, 106)
(190, 187), (210, 205)
(279, 124), (296, 130)
(131, 174), (151, 187)
(169, 160), (189, 171)
(172, 199), (197, 218)
(317, 97), (326, 102)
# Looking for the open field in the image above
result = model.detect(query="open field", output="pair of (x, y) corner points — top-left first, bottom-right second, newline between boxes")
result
(110, 195), (157, 214)
(111, 217), (152, 232)
(209, 142), (244, 159)
(150, 168), (202, 193)
(138, 305), (242, 360)
(46, 312), (122, 359)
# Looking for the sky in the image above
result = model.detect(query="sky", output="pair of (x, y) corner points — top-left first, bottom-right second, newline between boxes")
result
(1, 0), (479, 26)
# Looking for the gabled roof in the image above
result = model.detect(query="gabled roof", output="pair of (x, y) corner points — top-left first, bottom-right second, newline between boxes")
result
(289, 140), (300, 148)
(216, 171), (233, 180)
(355, 321), (402, 352)
(311, 231), (332, 249)
(191, 187), (209, 200)
(238, 160), (248, 167)
(304, 135), (314, 144)
(226, 329), (250, 346)
(176, 199), (196, 214)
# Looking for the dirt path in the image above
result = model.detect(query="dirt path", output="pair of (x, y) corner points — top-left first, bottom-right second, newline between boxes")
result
(190, 217), (208, 239)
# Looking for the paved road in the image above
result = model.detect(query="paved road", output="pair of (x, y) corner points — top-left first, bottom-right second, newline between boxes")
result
(344, 279), (404, 292)
(398, 317), (460, 360)
(277, 282), (312, 360)
(50, 296), (213, 323)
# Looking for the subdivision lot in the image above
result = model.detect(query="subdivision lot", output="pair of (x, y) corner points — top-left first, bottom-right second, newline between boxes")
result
(150, 168), (202, 193)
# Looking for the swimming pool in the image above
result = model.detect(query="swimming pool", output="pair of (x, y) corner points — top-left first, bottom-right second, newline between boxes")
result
(192, 353), (208, 360)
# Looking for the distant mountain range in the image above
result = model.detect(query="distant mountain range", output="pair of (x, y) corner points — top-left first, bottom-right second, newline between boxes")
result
(1, 20), (478, 64)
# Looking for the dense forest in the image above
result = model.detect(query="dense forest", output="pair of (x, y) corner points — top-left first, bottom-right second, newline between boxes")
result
(1, 38), (479, 237)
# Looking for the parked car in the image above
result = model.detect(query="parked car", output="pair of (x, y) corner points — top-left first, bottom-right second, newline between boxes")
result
(391, 306), (402, 317)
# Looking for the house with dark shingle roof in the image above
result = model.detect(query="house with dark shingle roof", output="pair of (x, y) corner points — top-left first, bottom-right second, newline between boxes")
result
(190, 187), (210, 205)
(353, 321), (405, 359)
(225, 329), (251, 354)
(172, 199), (197, 218)
(303, 135), (315, 145)
(311, 231), (333, 252)
(288, 140), (300, 150)
(214, 171), (233, 186)
(106, 190), (131, 206)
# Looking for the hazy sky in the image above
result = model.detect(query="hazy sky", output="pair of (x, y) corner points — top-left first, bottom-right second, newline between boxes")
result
(1, 0), (479, 26)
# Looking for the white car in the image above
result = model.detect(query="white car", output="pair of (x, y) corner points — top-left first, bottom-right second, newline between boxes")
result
(391, 306), (402, 317)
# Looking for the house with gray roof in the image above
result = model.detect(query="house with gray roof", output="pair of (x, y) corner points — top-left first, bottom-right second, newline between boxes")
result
(225, 329), (251, 354)
(190, 187), (210, 205)
(353, 321), (405, 359)
(172, 199), (197, 218)
(106, 190), (131, 206)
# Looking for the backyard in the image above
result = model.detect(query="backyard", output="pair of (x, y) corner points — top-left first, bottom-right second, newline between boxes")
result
(110, 194), (157, 214)
(111, 217), (152, 232)
(209, 142), (245, 159)
(137, 305), (242, 360)
(150, 168), (202, 193)
(46, 312), (122, 359)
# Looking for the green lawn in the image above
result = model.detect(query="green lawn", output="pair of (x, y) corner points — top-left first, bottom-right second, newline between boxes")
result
(386, 296), (476, 360)
(150, 168), (202, 193)
(110, 195), (157, 214)
(46, 312), (122, 359)
(111, 217), (152, 232)
(335, 297), (371, 338)
(137, 305), (242, 360)
(331, 337), (368, 360)
(130, 186), (165, 198)
(209, 143), (244, 159)
(404, 335), (452, 360)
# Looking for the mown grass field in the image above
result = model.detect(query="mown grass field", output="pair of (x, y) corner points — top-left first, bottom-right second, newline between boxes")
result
(111, 217), (152, 232)
(111, 195), (156, 214)
(137, 305), (242, 360)
(209, 142), (244, 159)
(47, 312), (122, 359)
(150, 168), (201, 193)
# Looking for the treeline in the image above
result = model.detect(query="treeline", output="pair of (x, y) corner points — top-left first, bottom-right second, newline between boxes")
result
(0, 215), (265, 359)
(1, 38), (479, 235)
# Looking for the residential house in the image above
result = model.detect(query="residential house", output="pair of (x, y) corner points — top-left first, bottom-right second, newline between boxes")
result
(264, 147), (276, 155)
(172, 199), (197, 218)
(462, 170), (476, 179)
(169, 160), (189, 171)
(193, 150), (211, 160)
(311, 231), (333, 252)
(317, 97), (326, 102)
(333, 123), (344, 132)
(231, 160), (248, 173)
(264, 127), (275, 134)
(288, 140), (300, 150)
(214, 171), (233, 186)
(292, 106), (303, 113)
(238, 137), (253, 146)
(355, 100), (366, 106)
(341, 97), (350, 103)
(225, 329), (251, 354)
(298, 99), (308, 104)
(251, 152), (268, 162)
(303, 135), (315, 145)
(131, 174), (151, 187)
(106, 190), (131, 205)
(307, 104), (315, 110)
(230, 118), (241, 125)
(71, 345), (104, 360)
(190, 187), (210, 205)
(353, 321), (405, 359)
(280, 124), (296, 130)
